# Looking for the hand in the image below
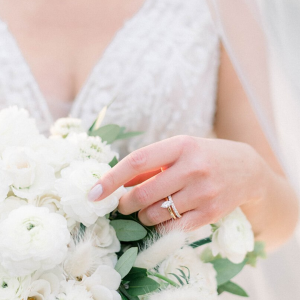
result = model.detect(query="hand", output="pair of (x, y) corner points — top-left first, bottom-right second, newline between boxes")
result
(89, 135), (265, 231)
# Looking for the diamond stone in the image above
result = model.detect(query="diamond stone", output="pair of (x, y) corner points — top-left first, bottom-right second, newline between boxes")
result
(161, 200), (173, 208)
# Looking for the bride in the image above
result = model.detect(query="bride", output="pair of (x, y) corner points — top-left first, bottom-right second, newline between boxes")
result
(0, 0), (298, 299)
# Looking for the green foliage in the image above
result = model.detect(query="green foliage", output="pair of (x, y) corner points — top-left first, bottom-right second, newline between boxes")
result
(246, 241), (267, 267)
(212, 258), (246, 286)
(123, 267), (148, 281)
(218, 281), (249, 297)
(190, 237), (212, 248)
(115, 247), (138, 278)
(127, 277), (160, 296)
(109, 156), (118, 168)
(111, 220), (147, 242)
(89, 124), (142, 144)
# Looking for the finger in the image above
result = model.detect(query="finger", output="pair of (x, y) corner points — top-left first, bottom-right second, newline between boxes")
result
(118, 168), (185, 215)
(89, 137), (182, 201)
(137, 189), (196, 226)
(124, 169), (161, 187)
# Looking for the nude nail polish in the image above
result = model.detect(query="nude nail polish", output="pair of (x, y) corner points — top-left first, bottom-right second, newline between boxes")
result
(88, 184), (103, 202)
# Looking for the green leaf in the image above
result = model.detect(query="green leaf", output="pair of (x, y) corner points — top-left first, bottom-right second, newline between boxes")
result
(123, 267), (147, 281)
(190, 237), (212, 248)
(111, 220), (147, 242)
(246, 241), (267, 267)
(115, 248), (138, 279)
(127, 277), (160, 296)
(169, 273), (184, 286)
(119, 286), (139, 300)
(212, 258), (246, 286)
(116, 130), (143, 140)
(109, 156), (119, 168)
(89, 124), (121, 144)
(217, 281), (249, 297)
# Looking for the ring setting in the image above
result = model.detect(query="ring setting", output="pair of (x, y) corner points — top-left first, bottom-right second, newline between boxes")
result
(161, 195), (182, 220)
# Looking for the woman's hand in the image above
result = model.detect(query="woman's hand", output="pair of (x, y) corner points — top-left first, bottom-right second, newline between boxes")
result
(88, 135), (266, 231)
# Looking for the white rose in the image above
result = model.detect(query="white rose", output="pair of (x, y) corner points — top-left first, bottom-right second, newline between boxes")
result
(211, 207), (255, 264)
(0, 196), (27, 222)
(55, 160), (126, 226)
(0, 266), (31, 300)
(158, 246), (217, 293)
(0, 106), (41, 154)
(2, 147), (56, 200)
(50, 118), (85, 138)
(0, 205), (70, 276)
(67, 133), (118, 164)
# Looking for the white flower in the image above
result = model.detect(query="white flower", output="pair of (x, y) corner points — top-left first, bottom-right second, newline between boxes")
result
(0, 266), (31, 300)
(211, 207), (254, 264)
(158, 246), (217, 293)
(55, 160), (126, 226)
(1, 147), (56, 200)
(56, 281), (94, 300)
(35, 137), (78, 172)
(67, 133), (118, 164)
(81, 265), (121, 300)
(0, 196), (27, 222)
(50, 118), (85, 138)
(25, 267), (63, 300)
(0, 106), (41, 154)
(0, 162), (12, 202)
(0, 206), (70, 276)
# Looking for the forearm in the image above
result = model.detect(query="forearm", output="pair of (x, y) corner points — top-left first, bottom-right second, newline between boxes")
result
(241, 158), (299, 252)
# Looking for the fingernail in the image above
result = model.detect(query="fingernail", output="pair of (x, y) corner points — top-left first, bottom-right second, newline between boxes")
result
(88, 184), (103, 202)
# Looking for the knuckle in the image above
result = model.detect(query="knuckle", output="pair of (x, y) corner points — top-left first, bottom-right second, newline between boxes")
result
(177, 135), (197, 152)
(103, 171), (115, 189)
(134, 186), (151, 206)
(127, 150), (147, 171)
(204, 186), (219, 200)
(207, 202), (222, 223)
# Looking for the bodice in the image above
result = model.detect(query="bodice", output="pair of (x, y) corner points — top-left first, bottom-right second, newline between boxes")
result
(0, 0), (220, 157)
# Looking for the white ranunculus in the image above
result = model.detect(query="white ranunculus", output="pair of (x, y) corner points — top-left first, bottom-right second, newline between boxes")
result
(50, 118), (85, 138)
(0, 206), (70, 276)
(55, 160), (126, 227)
(35, 137), (79, 172)
(0, 196), (27, 222)
(0, 266), (31, 300)
(81, 265), (121, 300)
(67, 133), (118, 164)
(158, 246), (217, 293)
(211, 207), (255, 264)
(1, 147), (56, 200)
(0, 106), (41, 154)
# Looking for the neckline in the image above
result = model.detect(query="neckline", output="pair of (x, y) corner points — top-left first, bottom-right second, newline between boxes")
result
(0, 0), (148, 122)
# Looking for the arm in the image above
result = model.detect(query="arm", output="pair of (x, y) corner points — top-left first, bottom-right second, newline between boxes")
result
(215, 44), (299, 250)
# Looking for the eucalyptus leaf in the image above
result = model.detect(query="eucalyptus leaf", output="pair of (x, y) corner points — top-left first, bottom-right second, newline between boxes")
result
(212, 258), (246, 286)
(217, 281), (249, 297)
(123, 267), (148, 281)
(115, 247), (138, 279)
(116, 131), (143, 140)
(119, 286), (139, 300)
(127, 277), (160, 296)
(111, 220), (147, 242)
(246, 241), (266, 267)
(89, 124), (121, 144)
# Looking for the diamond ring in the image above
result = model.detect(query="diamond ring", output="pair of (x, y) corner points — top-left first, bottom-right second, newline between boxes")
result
(161, 195), (182, 219)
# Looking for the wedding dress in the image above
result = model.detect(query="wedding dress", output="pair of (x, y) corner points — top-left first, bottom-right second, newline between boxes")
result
(0, 0), (297, 299)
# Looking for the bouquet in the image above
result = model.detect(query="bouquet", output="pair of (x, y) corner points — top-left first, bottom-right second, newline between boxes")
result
(0, 107), (265, 300)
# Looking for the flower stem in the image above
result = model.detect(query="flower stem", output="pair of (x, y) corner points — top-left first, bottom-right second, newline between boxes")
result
(189, 237), (212, 248)
(147, 271), (179, 287)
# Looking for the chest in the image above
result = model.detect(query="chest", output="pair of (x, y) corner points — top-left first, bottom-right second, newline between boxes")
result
(0, 0), (144, 104)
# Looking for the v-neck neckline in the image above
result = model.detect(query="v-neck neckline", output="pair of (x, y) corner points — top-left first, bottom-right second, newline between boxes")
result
(0, 0), (148, 122)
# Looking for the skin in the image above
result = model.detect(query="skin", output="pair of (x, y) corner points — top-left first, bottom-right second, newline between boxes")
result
(1, 0), (298, 251)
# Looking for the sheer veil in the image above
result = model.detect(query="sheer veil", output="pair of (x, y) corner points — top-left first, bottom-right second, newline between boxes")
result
(207, 1), (300, 297)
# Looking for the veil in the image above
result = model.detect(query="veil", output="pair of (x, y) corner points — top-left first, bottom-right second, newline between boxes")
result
(206, 1), (300, 298)
(207, 0), (300, 194)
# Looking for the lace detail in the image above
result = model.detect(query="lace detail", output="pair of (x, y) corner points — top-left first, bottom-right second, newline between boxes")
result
(0, 0), (220, 157)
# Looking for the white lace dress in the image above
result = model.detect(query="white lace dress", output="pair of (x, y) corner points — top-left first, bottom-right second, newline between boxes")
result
(0, 0), (298, 299)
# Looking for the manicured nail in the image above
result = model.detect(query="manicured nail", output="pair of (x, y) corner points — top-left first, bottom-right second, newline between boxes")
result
(88, 184), (103, 202)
